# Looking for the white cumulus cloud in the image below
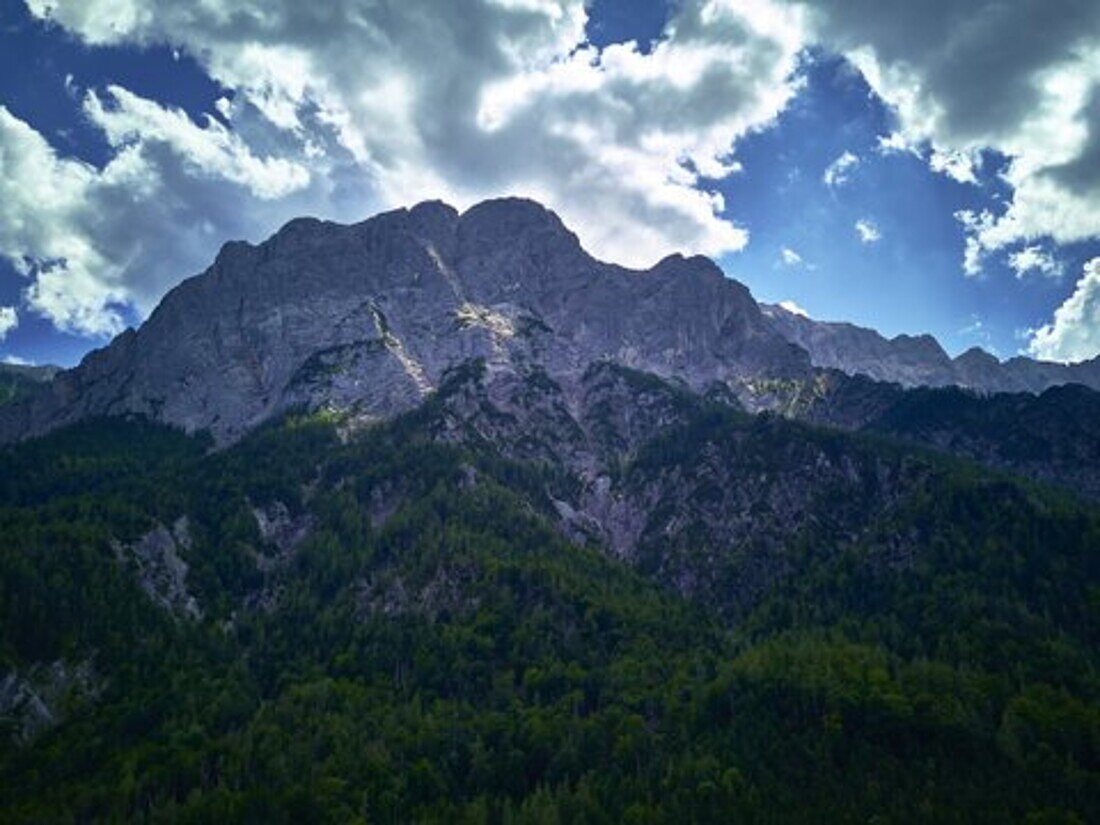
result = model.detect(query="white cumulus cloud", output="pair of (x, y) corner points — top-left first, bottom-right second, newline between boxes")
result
(786, 0), (1100, 270)
(780, 246), (804, 266)
(1027, 257), (1100, 363)
(1007, 245), (1062, 280)
(854, 218), (880, 243)
(0, 306), (17, 340)
(778, 298), (809, 317)
(10, 0), (816, 336)
(85, 85), (310, 200)
(12, 0), (1100, 346)
(822, 150), (859, 187)
(0, 100), (333, 336)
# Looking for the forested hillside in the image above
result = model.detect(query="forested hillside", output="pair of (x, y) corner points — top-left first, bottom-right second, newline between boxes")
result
(1, 371), (1097, 821)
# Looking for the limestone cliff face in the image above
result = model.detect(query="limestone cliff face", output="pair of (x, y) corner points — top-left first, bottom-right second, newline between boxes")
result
(0, 198), (808, 444)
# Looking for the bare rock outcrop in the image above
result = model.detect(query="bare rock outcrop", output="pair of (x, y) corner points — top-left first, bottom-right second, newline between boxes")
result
(113, 517), (202, 620)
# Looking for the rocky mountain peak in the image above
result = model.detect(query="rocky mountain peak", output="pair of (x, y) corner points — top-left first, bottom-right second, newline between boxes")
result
(406, 200), (460, 245)
(0, 197), (807, 445)
(955, 346), (999, 365)
(7, 196), (1095, 448)
(891, 333), (948, 360)
(457, 196), (570, 243)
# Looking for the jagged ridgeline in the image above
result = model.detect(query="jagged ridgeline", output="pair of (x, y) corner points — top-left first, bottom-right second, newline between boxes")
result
(1, 200), (1098, 821)
(6, 197), (1097, 450)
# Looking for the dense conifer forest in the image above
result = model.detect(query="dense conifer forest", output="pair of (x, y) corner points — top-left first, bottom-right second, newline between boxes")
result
(1, 394), (1096, 822)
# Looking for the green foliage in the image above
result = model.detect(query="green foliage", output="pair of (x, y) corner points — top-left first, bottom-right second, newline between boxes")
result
(866, 382), (1100, 498)
(0, 398), (1097, 822)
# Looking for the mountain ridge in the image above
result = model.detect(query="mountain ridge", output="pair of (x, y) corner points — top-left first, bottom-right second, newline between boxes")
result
(0, 197), (810, 444)
(761, 301), (1100, 393)
(1, 200), (1099, 822)
(3, 197), (1099, 447)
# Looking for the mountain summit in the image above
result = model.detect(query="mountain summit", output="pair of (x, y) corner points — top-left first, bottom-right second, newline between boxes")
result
(0, 198), (808, 443)
(3, 197), (1098, 445)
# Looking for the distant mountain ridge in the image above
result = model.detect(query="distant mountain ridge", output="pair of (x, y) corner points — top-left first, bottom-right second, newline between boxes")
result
(0, 363), (59, 383)
(761, 302), (1100, 393)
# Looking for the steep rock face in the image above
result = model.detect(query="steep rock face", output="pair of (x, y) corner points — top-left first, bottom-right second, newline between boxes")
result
(610, 414), (935, 615)
(761, 305), (958, 387)
(416, 358), (718, 481)
(388, 360), (965, 618)
(112, 517), (202, 620)
(1, 199), (807, 444)
(762, 303), (1100, 393)
(0, 660), (101, 743)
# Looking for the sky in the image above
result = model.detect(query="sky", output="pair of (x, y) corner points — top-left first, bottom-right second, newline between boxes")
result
(0, 0), (1099, 368)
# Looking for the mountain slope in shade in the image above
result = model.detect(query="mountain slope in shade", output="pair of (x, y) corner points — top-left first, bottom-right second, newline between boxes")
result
(761, 302), (1100, 393)
(2, 371), (1097, 821)
(861, 382), (1100, 499)
(742, 369), (1100, 499)
(0, 364), (60, 407)
(0, 199), (807, 445)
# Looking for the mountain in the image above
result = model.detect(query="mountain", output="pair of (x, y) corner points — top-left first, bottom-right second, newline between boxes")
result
(2, 195), (1097, 500)
(761, 301), (1100, 393)
(0, 199), (807, 445)
(1, 198), (1098, 821)
(5, 197), (1098, 451)
(2, 370), (1098, 821)
(0, 363), (59, 407)
(0, 195), (1096, 507)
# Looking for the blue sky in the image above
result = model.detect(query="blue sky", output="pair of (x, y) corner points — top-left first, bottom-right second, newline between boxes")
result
(719, 51), (1099, 357)
(1, 0), (1098, 367)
